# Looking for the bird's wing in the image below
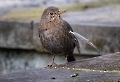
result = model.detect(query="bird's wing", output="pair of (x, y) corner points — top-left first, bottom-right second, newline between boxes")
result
(70, 32), (81, 55)
(63, 20), (81, 55)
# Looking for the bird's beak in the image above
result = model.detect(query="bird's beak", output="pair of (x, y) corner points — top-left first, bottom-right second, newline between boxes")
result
(58, 9), (66, 14)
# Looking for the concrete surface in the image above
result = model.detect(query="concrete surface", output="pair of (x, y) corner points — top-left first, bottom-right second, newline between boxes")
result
(0, 52), (120, 82)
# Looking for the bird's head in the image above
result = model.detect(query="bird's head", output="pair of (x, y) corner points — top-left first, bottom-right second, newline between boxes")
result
(41, 6), (66, 21)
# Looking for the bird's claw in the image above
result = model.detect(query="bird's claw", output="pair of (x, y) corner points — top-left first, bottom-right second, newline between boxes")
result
(47, 62), (58, 68)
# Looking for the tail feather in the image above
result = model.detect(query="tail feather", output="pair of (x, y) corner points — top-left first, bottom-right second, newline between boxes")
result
(67, 55), (75, 62)
(66, 50), (75, 62)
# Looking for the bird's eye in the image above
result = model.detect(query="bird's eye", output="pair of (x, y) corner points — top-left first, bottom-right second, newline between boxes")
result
(49, 13), (53, 15)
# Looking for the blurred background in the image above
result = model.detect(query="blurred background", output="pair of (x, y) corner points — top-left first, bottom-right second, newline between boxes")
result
(0, 0), (120, 74)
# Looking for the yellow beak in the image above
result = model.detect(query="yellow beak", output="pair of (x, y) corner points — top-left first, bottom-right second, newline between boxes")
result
(58, 9), (66, 14)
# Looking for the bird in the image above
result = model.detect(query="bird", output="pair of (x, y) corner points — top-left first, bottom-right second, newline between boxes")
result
(38, 6), (81, 66)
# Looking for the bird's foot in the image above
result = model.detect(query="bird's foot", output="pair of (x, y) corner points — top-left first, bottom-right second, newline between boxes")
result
(63, 61), (68, 66)
(59, 61), (68, 67)
(47, 62), (58, 68)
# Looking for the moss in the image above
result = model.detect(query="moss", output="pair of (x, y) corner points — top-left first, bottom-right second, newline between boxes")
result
(1, 7), (45, 20)
(93, 38), (105, 48)
(85, 37), (105, 51)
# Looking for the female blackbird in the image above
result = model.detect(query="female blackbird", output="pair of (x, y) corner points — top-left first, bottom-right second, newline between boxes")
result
(38, 6), (80, 66)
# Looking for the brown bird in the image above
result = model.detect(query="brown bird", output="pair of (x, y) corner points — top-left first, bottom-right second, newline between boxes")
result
(38, 6), (81, 66)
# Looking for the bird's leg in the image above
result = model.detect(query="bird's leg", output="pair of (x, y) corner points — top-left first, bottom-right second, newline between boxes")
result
(48, 54), (57, 67)
(65, 56), (68, 65)
(51, 54), (57, 66)
(63, 55), (68, 66)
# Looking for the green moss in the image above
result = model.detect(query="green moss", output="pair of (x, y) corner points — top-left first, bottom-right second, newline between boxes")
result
(50, 66), (120, 74)
(93, 38), (105, 48)
(1, 7), (45, 20)
(85, 37), (105, 51)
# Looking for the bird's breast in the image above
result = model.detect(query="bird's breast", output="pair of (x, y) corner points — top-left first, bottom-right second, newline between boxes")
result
(40, 26), (72, 54)
(43, 27), (64, 46)
(39, 20), (75, 54)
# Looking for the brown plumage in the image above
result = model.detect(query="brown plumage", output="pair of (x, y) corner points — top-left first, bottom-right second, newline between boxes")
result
(38, 6), (80, 66)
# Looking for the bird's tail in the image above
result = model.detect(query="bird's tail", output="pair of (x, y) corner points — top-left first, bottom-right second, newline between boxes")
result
(66, 50), (75, 62)
(67, 55), (75, 62)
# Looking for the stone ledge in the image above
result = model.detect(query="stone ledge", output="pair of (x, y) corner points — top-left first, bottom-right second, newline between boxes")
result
(56, 52), (120, 70)
(0, 20), (120, 55)
(0, 52), (120, 82)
